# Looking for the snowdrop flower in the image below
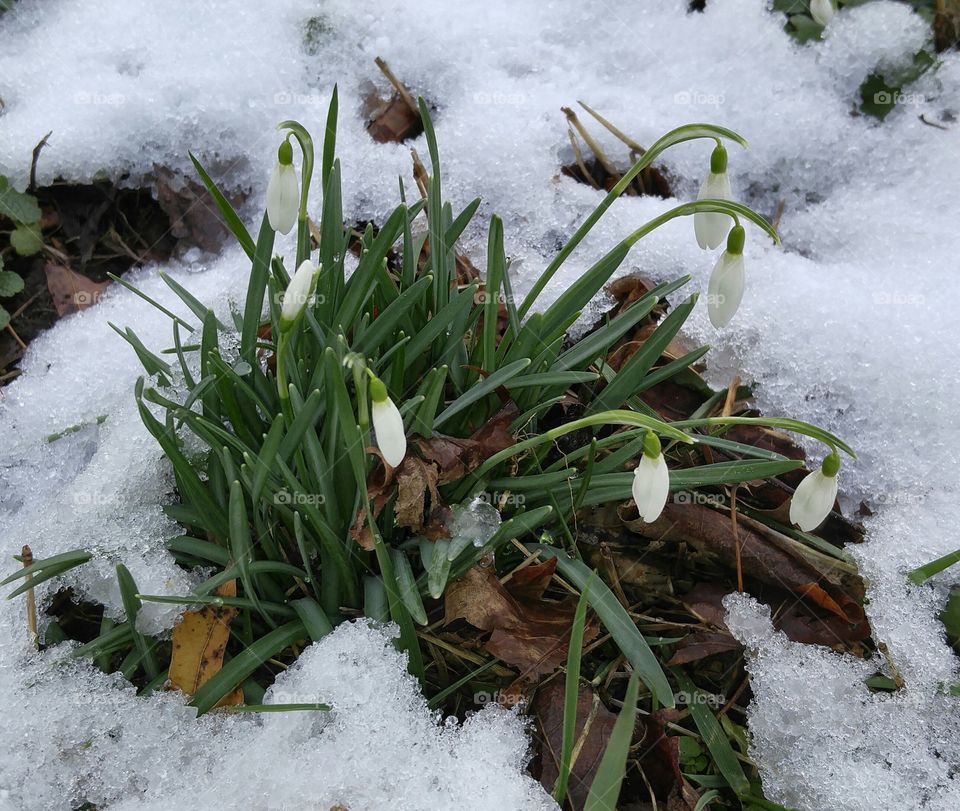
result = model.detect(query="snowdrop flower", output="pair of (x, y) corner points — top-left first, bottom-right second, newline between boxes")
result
(370, 376), (406, 468)
(810, 0), (835, 27)
(267, 138), (299, 235)
(694, 143), (733, 250)
(279, 259), (318, 332)
(631, 431), (670, 523)
(789, 451), (840, 532)
(707, 224), (745, 328)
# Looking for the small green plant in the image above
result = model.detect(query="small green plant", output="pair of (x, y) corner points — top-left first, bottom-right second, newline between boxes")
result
(6, 90), (857, 806)
(0, 175), (43, 328)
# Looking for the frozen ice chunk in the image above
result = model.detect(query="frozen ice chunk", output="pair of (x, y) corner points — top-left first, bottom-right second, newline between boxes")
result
(449, 496), (503, 548)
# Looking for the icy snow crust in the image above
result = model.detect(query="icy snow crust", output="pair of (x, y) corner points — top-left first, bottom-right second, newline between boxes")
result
(0, 0), (958, 808)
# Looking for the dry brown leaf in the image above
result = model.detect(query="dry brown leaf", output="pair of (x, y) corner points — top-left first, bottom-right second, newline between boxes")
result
(621, 501), (866, 625)
(44, 263), (110, 317)
(167, 580), (243, 706)
(350, 404), (519, 549)
(666, 631), (741, 666)
(444, 563), (597, 679)
(534, 682), (617, 808)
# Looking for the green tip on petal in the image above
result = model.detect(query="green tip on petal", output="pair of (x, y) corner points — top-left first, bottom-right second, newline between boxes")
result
(277, 139), (293, 166)
(642, 430), (662, 459)
(369, 376), (388, 403)
(726, 224), (745, 255)
(710, 143), (728, 175)
(821, 450), (841, 477)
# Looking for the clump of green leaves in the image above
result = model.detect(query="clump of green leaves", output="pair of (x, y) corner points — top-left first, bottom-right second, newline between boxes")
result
(7, 90), (857, 807)
(0, 175), (43, 328)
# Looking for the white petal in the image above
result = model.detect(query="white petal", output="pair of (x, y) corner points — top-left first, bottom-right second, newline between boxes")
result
(280, 260), (316, 329)
(694, 171), (733, 250)
(707, 251), (745, 328)
(810, 0), (834, 27)
(789, 470), (838, 532)
(631, 453), (670, 523)
(267, 162), (299, 235)
(372, 397), (407, 467)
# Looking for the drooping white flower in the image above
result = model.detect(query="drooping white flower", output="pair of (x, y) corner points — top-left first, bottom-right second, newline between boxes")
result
(266, 138), (299, 235)
(810, 0), (835, 28)
(631, 432), (670, 523)
(694, 143), (733, 250)
(789, 452), (840, 532)
(707, 225), (746, 328)
(370, 377), (406, 468)
(279, 259), (318, 332)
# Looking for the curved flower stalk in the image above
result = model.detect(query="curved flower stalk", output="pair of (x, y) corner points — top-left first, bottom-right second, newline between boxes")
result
(810, 0), (835, 28)
(789, 450), (840, 531)
(631, 431), (670, 523)
(266, 139), (299, 235)
(370, 376), (406, 468)
(694, 143), (733, 250)
(707, 224), (746, 328)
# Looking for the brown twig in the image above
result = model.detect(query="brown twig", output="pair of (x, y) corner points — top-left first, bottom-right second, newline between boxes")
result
(374, 57), (419, 115)
(561, 106), (620, 178)
(566, 127), (601, 189)
(21, 545), (38, 647)
(28, 132), (52, 195)
(577, 100), (647, 154)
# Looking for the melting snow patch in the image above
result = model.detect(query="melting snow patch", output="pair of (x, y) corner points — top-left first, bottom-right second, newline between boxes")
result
(1, 0), (960, 808)
(0, 619), (556, 810)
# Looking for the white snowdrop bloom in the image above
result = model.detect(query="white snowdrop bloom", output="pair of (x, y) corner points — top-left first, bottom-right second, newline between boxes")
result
(810, 0), (835, 28)
(279, 260), (318, 332)
(370, 377), (406, 467)
(789, 453), (840, 532)
(707, 225), (746, 328)
(694, 143), (733, 250)
(631, 432), (670, 523)
(267, 139), (299, 235)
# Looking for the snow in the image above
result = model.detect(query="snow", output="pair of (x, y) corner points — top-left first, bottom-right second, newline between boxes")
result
(0, 617), (554, 810)
(1, 0), (959, 808)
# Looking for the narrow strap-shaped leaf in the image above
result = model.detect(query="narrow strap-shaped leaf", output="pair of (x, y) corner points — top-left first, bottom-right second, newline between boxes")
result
(189, 152), (255, 259)
(555, 578), (592, 806)
(584, 669), (641, 811)
(674, 671), (751, 797)
(190, 620), (306, 715)
(241, 214), (276, 365)
(433, 358), (530, 428)
(533, 546), (674, 708)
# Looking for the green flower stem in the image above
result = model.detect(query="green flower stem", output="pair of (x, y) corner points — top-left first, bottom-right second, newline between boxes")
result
(278, 119), (315, 268)
(275, 332), (293, 424)
(622, 199), (779, 251)
(519, 123), (749, 318)
(674, 416), (856, 458)
(453, 410), (693, 502)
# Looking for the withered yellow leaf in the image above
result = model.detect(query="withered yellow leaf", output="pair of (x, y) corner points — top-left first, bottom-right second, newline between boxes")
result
(168, 580), (243, 706)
